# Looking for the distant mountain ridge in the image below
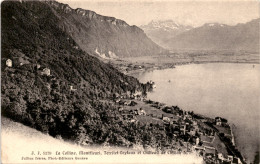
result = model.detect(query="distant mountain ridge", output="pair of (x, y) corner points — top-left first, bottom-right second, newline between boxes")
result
(140, 19), (259, 53)
(140, 20), (193, 31)
(47, 1), (165, 58)
(140, 20), (193, 48)
(165, 19), (260, 52)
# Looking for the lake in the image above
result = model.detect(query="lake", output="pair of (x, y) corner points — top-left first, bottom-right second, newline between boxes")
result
(132, 63), (260, 163)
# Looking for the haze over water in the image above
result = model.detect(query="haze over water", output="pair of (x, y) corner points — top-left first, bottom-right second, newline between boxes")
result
(132, 63), (260, 163)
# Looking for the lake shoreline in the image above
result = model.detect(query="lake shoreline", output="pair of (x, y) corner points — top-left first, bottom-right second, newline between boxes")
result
(130, 63), (259, 164)
(137, 98), (246, 163)
(125, 61), (259, 76)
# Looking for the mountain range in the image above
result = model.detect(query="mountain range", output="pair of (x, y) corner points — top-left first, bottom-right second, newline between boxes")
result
(140, 19), (259, 52)
(140, 20), (193, 48)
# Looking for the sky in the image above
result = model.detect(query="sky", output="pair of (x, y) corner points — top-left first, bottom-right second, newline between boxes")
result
(58, 0), (259, 27)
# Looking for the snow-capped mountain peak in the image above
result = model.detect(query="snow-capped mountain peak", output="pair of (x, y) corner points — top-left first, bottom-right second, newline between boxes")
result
(139, 20), (194, 48)
(205, 23), (227, 27)
(141, 20), (193, 32)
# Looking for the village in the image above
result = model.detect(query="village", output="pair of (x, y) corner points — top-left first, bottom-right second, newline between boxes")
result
(4, 58), (79, 92)
(112, 90), (244, 164)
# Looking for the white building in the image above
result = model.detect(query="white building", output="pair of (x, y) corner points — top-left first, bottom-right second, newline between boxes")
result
(139, 109), (146, 115)
(162, 116), (170, 123)
(196, 137), (200, 145)
(218, 153), (225, 161)
(215, 117), (222, 126)
(42, 68), (50, 76)
(6, 59), (12, 67)
(70, 85), (77, 91)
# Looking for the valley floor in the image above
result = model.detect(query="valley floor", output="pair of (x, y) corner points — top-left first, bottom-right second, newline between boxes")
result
(107, 51), (259, 75)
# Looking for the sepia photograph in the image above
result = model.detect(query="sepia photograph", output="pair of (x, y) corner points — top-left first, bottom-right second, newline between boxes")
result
(1, 0), (259, 163)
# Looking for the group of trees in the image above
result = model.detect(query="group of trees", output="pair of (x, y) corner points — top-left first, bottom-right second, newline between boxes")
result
(1, 66), (176, 149)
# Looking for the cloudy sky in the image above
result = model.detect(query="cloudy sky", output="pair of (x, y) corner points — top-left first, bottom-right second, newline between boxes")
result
(58, 0), (259, 27)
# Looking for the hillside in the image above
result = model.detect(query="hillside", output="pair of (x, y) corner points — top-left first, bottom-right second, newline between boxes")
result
(46, 1), (164, 58)
(1, 0), (155, 146)
(163, 19), (260, 52)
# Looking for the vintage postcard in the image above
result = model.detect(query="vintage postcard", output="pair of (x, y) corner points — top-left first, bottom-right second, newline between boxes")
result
(1, 0), (259, 163)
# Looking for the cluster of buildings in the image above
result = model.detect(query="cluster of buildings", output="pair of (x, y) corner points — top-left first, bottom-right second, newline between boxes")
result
(142, 99), (243, 163)
(118, 107), (146, 122)
(5, 58), (50, 76)
(5, 58), (78, 92)
(215, 117), (228, 126)
(5, 57), (30, 67)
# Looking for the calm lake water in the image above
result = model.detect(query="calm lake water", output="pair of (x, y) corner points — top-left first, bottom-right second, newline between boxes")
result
(132, 63), (260, 163)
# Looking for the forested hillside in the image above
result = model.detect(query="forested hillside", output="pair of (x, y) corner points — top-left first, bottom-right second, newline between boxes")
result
(1, 0), (158, 146)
